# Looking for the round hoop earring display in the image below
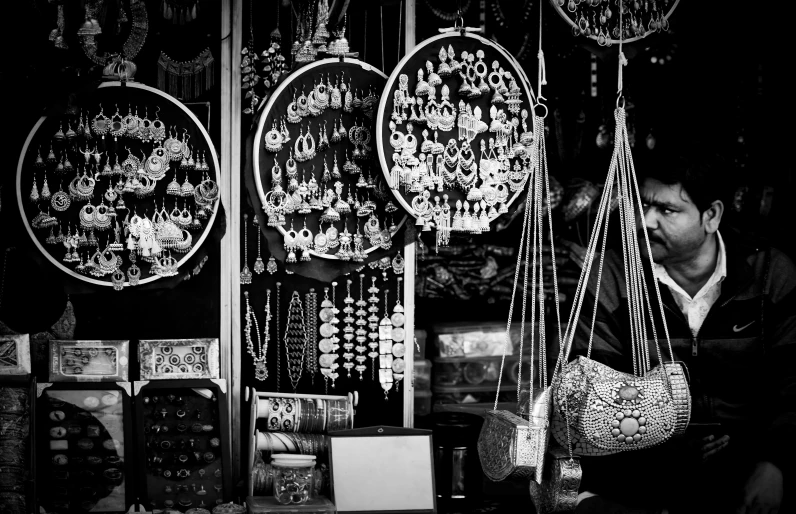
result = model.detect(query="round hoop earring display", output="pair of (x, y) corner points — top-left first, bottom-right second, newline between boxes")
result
(16, 82), (221, 288)
(254, 58), (406, 263)
(375, 32), (537, 241)
(549, 0), (679, 46)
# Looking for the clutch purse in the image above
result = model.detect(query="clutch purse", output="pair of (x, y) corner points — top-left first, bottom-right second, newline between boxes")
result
(551, 356), (690, 456)
(477, 387), (550, 483)
(529, 446), (582, 513)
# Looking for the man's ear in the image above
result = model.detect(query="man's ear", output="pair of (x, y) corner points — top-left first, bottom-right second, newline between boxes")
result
(702, 200), (724, 234)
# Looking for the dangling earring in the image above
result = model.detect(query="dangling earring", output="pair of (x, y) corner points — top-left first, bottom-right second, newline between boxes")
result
(253, 220), (265, 274)
(329, 118), (340, 144)
(240, 213), (253, 284)
(266, 256), (278, 274)
(284, 222), (298, 263)
(332, 153), (341, 179)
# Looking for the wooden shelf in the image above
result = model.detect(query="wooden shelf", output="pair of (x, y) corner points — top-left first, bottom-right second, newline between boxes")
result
(433, 354), (537, 364)
(432, 382), (529, 394)
(432, 402), (518, 416)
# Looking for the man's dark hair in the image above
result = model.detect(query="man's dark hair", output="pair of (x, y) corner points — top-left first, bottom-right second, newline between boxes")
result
(636, 146), (728, 214)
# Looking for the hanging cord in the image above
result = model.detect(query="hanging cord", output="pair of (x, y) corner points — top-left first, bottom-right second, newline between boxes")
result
(536, 0), (547, 103)
(380, 6), (385, 71)
(397, 0), (403, 65)
(616, 0), (627, 104)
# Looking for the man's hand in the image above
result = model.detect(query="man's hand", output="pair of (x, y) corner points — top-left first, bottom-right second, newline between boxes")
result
(700, 434), (730, 462)
(736, 461), (783, 514)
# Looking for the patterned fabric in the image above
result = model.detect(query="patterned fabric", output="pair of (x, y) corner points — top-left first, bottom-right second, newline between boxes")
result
(653, 232), (727, 336)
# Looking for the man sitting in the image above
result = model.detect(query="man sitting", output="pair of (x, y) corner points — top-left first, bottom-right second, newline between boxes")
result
(563, 151), (794, 514)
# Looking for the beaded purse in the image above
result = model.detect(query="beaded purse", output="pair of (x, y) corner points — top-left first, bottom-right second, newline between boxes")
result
(551, 356), (690, 455)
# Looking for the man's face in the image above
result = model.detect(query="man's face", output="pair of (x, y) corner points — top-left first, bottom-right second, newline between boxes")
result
(639, 178), (708, 265)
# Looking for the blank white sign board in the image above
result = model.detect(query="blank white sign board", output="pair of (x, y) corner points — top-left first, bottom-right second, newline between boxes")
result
(330, 435), (435, 512)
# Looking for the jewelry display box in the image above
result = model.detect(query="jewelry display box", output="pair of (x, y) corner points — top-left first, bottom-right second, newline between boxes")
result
(35, 381), (135, 514)
(49, 340), (130, 383)
(138, 339), (220, 380)
(133, 378), (232, 511)
(245, 388), (357, 498)
(0, 334), (32, 381)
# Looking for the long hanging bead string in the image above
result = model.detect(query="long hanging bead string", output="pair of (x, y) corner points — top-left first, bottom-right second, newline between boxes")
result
(354, 274), (368, 380)
(244, 291), (268, 381)
(342, 279), (356, 378)
(276, 281), (282, 391)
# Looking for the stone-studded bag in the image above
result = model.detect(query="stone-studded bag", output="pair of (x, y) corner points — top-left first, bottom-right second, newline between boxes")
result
(529, 446), (582, 513)
(477, 387), (550, 483)
(551, 356), (690, 456)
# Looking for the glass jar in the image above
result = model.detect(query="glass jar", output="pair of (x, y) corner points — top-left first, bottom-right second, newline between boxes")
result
(271, 454), (316, 505)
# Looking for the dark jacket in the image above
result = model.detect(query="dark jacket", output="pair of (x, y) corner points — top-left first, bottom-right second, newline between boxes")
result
(565, 237), (796, 509)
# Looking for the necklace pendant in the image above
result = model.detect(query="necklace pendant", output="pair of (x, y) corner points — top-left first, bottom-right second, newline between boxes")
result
(254, 361), (268, 381)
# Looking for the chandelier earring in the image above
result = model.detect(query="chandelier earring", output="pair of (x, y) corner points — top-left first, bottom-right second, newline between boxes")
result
(297, 221), (313, 262)
(264, 122), (283, 153)
(296, 87), (309, 118)
(240, 213), (253, 284)
(293, 125), (306, 162)
(91, 107), (110, 137)
(303, 124), (316, 160)
(109, 104), (126, 141)
(284, 221), (298, 263)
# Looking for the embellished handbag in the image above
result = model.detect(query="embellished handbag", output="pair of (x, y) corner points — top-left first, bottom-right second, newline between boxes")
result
(478, 387), (550, 482)
(551, 356), (690, 456)
(549, 104), (693, 459)
(477, 109), (562, 485)
(529, 446), (582, 514)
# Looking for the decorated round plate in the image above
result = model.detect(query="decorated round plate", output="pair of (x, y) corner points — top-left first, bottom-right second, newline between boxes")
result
(16, 82), (221, 287)
(253, 58), (407, 262)
(376, 32), (537, 237)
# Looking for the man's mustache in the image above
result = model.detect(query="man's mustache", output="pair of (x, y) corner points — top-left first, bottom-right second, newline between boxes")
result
(638, 231), (664, 245)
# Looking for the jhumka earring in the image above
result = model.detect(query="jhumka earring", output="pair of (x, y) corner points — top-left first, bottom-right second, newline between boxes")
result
(253, 221), (265, 274)
(240, 213), (253, 284)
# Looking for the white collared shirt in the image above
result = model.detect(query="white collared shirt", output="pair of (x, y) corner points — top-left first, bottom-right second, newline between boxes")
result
(653, 232), (727, 337)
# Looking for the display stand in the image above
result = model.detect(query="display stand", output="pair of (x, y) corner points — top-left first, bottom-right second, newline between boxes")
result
(15, 82), (222, 288)
(132, 378), (232, 511)
(328, 426), (436, 514)
(36, 381), (136, 514)
(245, 387), (357, 498)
